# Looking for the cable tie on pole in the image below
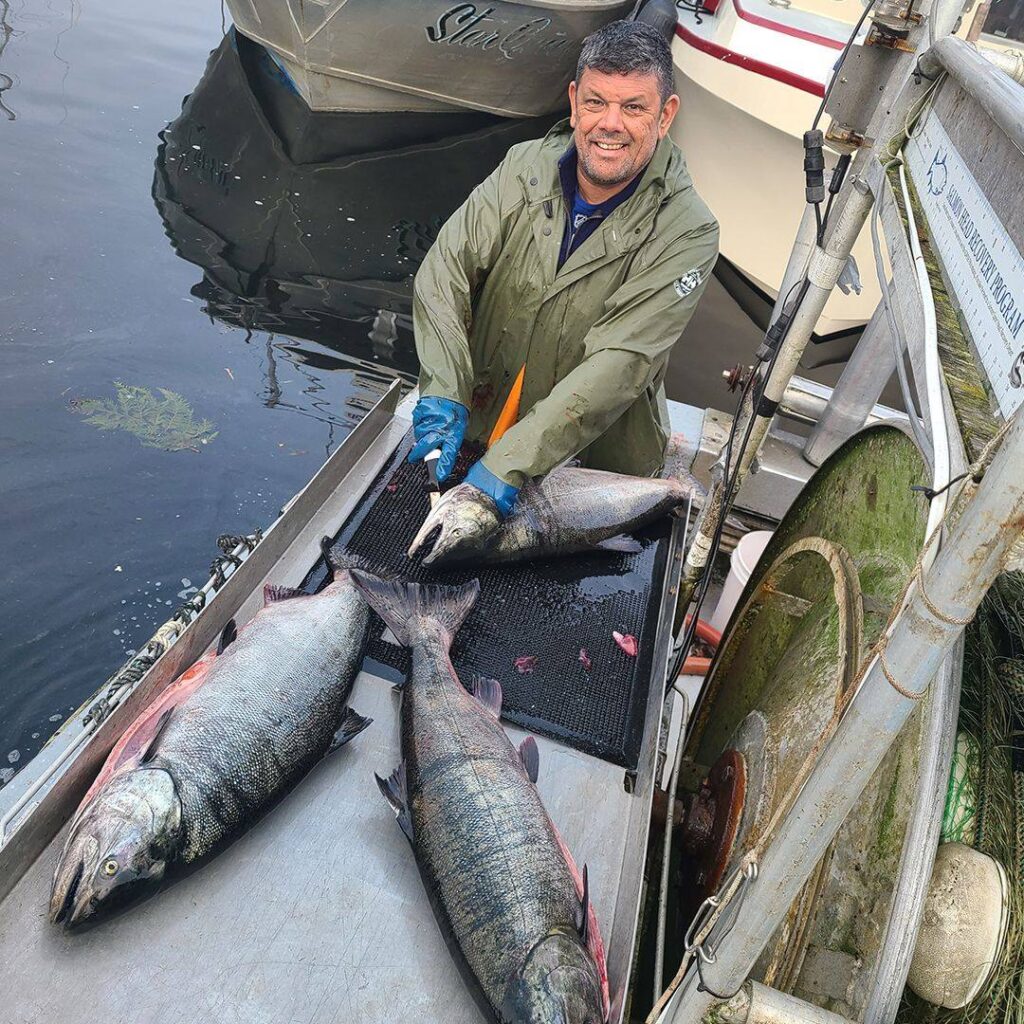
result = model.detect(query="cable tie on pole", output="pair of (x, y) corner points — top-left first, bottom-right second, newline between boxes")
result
(910, 471), (970, 501)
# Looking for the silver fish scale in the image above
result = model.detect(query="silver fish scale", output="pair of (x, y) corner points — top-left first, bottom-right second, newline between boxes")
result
(405, 638), (583, 1013)
(148, 579), (369, 863)
(493, 467), (686, 561)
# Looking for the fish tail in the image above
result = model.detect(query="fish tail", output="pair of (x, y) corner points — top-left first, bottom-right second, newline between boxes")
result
(350, 571), (479, 649)
(320, 537), (389, 580)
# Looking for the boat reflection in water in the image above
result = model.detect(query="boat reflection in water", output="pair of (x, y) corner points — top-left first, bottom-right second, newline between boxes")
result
(153, 30), (558, 387)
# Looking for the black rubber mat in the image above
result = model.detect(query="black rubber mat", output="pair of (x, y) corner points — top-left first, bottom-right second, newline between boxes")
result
(302, 432), (673, 769)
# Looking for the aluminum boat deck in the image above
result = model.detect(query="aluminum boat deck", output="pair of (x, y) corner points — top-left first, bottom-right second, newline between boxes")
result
(0, 382), (676, 1023)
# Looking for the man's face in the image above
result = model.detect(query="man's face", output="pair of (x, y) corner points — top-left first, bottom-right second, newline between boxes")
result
(569, 68), (680, 190)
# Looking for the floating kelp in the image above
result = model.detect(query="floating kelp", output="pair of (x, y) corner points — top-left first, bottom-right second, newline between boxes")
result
(71, 382), (217, 452)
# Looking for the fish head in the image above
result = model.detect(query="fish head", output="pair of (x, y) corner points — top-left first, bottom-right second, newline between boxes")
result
(49, 767), (182, 928)
(407, 483), (502, 566)
(503, 926), (606, 1024)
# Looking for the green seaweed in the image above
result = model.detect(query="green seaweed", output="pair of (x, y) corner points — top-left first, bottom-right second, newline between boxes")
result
(72, 382), (218, 452)
(874, 752), (904, 864)
(887, 166), (1001, 463)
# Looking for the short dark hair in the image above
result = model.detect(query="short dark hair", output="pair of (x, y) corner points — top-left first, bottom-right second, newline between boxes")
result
(576, 20), (675, 104)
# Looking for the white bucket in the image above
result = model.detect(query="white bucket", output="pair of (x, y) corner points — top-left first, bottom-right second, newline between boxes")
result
(709, 530), (773, 633)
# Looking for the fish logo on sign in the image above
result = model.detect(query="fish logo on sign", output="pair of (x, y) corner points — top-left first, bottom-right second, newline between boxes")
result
(674, 269), (702, 299)
(927, 150), (948, 197)
(1010, 349), (1024, 389)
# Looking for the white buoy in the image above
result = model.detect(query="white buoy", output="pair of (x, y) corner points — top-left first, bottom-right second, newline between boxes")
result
(907, 842), (1010, 1009)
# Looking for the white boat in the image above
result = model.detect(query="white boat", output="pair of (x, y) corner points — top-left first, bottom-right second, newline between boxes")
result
(669, 0), (1024, 337)
(225, 0), (663, 116)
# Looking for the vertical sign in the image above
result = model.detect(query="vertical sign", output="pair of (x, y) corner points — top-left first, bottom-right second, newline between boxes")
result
(905, 114), (1024, 416)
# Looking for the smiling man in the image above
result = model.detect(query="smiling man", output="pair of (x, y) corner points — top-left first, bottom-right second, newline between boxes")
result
(408, 19), (719, 550)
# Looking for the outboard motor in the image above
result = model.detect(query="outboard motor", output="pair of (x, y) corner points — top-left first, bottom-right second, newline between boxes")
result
(632, 0), (678, 42)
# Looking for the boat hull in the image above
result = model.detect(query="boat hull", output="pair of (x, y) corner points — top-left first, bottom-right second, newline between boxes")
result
(670, 22), (881, 337)
(225, 0), (637, 116)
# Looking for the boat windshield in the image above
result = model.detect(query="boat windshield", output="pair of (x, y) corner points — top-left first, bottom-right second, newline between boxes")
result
(977, 0), (1024, 44)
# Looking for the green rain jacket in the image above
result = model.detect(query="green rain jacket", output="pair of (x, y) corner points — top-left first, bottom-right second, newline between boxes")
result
(412, 119), (719, 488)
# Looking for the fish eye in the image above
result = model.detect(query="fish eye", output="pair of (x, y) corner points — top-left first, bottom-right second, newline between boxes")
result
(103, 859), (118, 877)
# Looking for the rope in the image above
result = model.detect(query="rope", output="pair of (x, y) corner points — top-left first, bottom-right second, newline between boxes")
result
(877, 636), (929, 701)
(912, 557), (975, 626)
(82, 529), (263, 727)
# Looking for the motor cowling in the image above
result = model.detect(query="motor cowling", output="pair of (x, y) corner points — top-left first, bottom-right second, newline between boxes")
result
(633, 0), (678, 43)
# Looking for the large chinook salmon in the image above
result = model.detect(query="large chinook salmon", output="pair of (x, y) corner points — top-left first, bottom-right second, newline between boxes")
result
(50, 545), (376, 928)
(351, 571), (609, 1024)
(408, 464), (695, 567)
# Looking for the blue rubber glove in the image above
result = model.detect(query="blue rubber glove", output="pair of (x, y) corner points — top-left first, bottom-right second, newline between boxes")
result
(408, 397), (468, 483)
(464, 460), (520, 519)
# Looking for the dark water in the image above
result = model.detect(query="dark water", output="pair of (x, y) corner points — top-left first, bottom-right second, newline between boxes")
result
(0, 0), (562, 785)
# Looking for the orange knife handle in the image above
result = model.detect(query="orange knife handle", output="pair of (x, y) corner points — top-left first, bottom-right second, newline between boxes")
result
(487, 364), (526, 449)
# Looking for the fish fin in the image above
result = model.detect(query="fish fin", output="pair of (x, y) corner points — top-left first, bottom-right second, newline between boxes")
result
(321, 536), (381, 581)
(320, 536), (338, 581)
(375, 762), (413, 842)
(139, 707), (175, 765)
(518, 737), (539, 785)
(596, 535), (643, 554)
(577, 864), (591, 945)
(350, 572), (479, 650)
(471, 676), (503, 719)
(264, 583), (309, 604)
(216, 619), (237, 655)
(328, 708), (372, 753)
(555, 826), (610, 1019)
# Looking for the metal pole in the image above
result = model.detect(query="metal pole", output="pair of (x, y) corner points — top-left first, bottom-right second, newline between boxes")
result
(779, 375), (907, 430)
(720, 981), (856, 1024)
(678, 156), (891, 605)
(803, 301), (895, 465)
(659, 404), (1024, 1024)
(675, 3), (969, 614)
(770, 205), (817, 323)
(921, 36), (1024, 153)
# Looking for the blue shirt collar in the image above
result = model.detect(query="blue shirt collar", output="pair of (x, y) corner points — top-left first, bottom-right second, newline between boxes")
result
(557, 143), (646, 219)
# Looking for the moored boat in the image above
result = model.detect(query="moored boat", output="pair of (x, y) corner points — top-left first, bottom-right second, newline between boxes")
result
(669, 0), (1024, 338)
(225, 0), (655, 116)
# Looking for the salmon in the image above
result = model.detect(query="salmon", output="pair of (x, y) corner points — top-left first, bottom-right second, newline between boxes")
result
(352, 571), (609, 1024)
(409, 465), (693, 567)
(50, 546), (376, 928)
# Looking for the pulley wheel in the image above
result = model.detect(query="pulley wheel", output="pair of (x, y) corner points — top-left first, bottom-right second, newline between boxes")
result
(679, 426), (932, 1015)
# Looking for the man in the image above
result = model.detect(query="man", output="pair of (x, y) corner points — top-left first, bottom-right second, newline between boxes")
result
(408, 19), (718, 550)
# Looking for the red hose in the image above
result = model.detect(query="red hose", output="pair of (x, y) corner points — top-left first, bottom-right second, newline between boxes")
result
(679, 617), (720, 678)
(682, 656), (712, 676)
(684, 615), (722, 651)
